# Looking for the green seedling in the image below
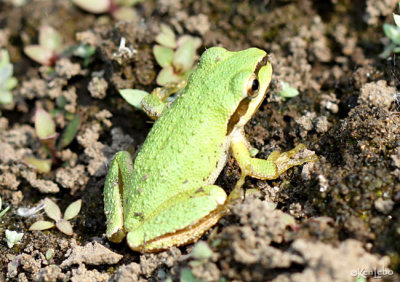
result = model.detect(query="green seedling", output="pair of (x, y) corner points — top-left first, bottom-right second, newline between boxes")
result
(72, 0), (143, 21)
(29, 198), (82, 236)
(45, 248), (55, 261)
(278, 81), (300, 100)
(72, 44), (96, 67)
(0, 49), (17, 105)
(177, 241), (214, 268)
(5, 230), (23, 248)
(190, 241), (214, 260)
(12, 0), (27, 6)
(25, 107), (81, 173)
(381, 4), (400, 58)
(118, 25), (201, 113)
(0, 196), (10, 219)
(24, 25), (62, 66)
(180, 269), (197, 282)
(153, 24), (202, 86)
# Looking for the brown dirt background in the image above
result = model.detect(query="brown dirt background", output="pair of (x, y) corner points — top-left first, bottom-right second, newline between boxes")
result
(1, 0), (400, 281)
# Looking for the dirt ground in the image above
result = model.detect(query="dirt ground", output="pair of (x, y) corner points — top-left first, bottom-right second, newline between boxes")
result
(1, 0), (400, 281)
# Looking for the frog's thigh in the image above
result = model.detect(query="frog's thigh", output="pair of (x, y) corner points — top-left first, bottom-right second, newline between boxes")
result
(104, 151), (133, 243)
(126, 185), (227, 252)
(231, 132), (317, 180)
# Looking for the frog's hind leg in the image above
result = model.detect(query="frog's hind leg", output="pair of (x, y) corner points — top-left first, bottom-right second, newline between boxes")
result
(126, 185), (227, 252)
(104, 151), (133, 243)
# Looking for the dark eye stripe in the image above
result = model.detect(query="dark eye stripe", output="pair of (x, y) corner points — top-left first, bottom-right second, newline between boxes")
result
(226, 98), (251, 135)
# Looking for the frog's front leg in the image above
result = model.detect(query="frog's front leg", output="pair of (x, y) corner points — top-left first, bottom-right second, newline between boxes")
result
(142, 81), (187, 119)
(104, 151), (134, 243)
(229, 129), (318, 202)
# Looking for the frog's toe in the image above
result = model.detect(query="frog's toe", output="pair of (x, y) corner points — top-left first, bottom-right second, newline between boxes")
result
(126, 230), (145, 252)
(108, 228), (126, 243)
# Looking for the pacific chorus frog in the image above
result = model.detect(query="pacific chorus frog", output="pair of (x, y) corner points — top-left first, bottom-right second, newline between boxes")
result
(104, 47), (318, 252)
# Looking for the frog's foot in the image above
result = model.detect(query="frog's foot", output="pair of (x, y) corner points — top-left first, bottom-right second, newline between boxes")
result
(231, 131), (318, 181)
(104, 151), (133, 243)
(229, 137), (317, 204)
(269, 143), (319, 176)
(142, 80), (188, 119)
(126, 185), (227, 253)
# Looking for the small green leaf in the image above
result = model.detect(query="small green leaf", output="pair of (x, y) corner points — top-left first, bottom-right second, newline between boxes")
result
(0, 49), (16, 105)
(155, 24), (176, 49)
(0, 206), (10, 219)
(72, 0), (111, 13)
(44, 198), (62, 221)
(249, 148), (259, 157)
(29, 220), (55, 231)
(191, 241), (213, 260)
(379, 42), (396, 58)
(0, 90), (12, 105)
(173, 36), (198, 73)
(24, 157), (52, 173)
(394, 13), (400, 28)
(278, 81), (299, 99)
(156, 65), (183, 86)
(45, 249), (54, 261)
(383, 24), (400, 45)
(72, 44), (96, 67)
(0, 49), (10, 67)
(39, 26), (62, 51)
(112, 6), (138, 21)
(34, 107), (57, 140)
(5, 230), (23, 248)
(0, 64), (12, 86)
(153, 45), (174, 68)
(119, 89), (149, 109)
(177, 35), (202, 50)
(63, 199), (82, 220)
(5, 77), (17, 90)
(24, 45), (54, 66)
(180, 269), (196, 282)
(73, 44), (96, 58)
(56, 219), (73, 235)
(57, 113), (81, 150)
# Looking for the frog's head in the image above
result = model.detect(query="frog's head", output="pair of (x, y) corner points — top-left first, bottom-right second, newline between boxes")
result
(194, 47), (272, 134)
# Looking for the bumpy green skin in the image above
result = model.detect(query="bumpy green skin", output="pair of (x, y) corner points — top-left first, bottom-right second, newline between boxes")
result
(106, 48), (266, 249)
(104, 47), (317, 252)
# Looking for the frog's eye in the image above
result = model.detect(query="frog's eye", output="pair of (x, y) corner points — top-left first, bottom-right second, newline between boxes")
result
(246, 74), (259, 98)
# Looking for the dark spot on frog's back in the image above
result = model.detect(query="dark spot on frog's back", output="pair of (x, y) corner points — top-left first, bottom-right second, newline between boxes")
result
(141, 174), (149, 181)
(183, 179), (189, 184)
(195, 187), (205, 194)
(134, 212), (144, 221)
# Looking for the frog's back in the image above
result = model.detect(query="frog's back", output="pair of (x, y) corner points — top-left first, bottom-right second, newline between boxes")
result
(122, 91), (229, 229)
(123, 47), (265, 229)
